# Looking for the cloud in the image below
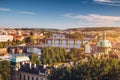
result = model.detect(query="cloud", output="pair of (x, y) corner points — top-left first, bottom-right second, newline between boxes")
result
(64, 14), (120, 22)
(19, 11), (36, 15)
(94, 0), (111, 2)
(64, 13), (120, 27)
(0, 8), (36, 15)
(93, 0), (120, 6)
(0, 8), (11, 11)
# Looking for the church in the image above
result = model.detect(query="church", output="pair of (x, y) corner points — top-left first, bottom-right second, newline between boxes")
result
(96, 32), (112, 55)
(84, 32), (112, 55)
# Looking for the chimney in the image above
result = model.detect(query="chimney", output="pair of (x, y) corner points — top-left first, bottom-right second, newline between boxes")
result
(34, 64), (36, 68)
(43, 64), (47, 69)
(22, 62), (25, 65)
(29, 62), (32, 68)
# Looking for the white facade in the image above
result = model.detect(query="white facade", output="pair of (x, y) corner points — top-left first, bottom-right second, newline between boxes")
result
(18, 71), (47, 80)
(85, 44), (91, 54)
(0, 35), (13, 42)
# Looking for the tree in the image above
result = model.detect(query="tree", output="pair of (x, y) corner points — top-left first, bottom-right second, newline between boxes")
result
(25, 36), (34, 45)
(48, 58), (120, 80)
(41, 47), (67, 64)
(0, 60), (10, 80)
(29, 54), (41, 65)
(48, 67), (71, 80)
(66, 48), (82, 61)
(0, 43), (3, 48)
(43, 31), (52, 38)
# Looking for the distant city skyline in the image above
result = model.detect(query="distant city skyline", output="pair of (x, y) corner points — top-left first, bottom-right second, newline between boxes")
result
(0, 0), (120, 29)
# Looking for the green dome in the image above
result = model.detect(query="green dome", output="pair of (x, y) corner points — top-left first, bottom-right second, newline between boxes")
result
(97, 40), (112, 48)
(10, 56), (30, 62)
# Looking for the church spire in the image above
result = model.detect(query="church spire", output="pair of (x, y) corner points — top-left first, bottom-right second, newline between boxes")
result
(103, 32), (106, 40)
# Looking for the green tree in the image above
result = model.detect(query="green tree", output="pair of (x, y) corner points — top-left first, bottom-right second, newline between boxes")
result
(0, 43), (3, 48)
(25, 36), (34, 45)
(66, 48), (82, 61)
(41, 47), (66, 64)
(48, 67), (71, 80)
(0, 60), (10, 80)
(29, 54), (41, 65)
(48, 58), (120, 80)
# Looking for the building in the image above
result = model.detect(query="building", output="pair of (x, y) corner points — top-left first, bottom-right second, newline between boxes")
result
(0, 35), (13, 42)
(0, 30), (13, 42)
(18, 64), (48, 80)
(14, 30), (24, 41)
(10, 55), (48, 80)
(85, 42), (91, 54)
(96, 32), (112, 55)
(0, 48), (7, 56)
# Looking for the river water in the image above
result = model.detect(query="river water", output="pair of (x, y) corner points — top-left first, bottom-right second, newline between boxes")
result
(9, 34), (89, 55)
(45, 39), (82, 48)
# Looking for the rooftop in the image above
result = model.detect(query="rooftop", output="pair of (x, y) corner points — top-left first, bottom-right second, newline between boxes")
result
(10, 55), (30, 62)
(97, 39), (112, 48)
(20, 63), (48, 76)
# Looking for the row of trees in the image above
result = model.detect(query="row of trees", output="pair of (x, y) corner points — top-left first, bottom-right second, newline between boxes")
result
(41, 47), (83, 64)
(48, 58), (120, 80)
(29, 47), (83, 65)
(83, 27), (119, 31)
(25, 36), (34, 45)
(11, 40), (25, 46)
(0, 40), (25, 48)
(66, 33), (84, 39)
(41, 47), (66, 64)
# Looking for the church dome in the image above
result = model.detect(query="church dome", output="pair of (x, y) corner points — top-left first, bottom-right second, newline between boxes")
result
(97, 40), (112, 48)
(10, 56), (30, 62)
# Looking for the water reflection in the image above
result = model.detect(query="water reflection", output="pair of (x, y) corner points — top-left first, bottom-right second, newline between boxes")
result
(46, 39), (81, 48)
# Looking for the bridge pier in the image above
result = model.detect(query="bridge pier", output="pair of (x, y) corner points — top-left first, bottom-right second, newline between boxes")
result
(38, 39), (40, 44)
(74, 40), (78, 46)
(51, 39), (55, 46)
(59, 39), (62, 46)
(45, 39), (48, 44)
(66, 39), (70, 45)
(81, 40), (85, 48)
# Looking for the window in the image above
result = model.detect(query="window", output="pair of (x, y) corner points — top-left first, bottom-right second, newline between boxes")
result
(32, 77), (34, 80)
(41, 79), (43, 80)
(19, 74), (21, 80)
(24, 75), (25, 80)
(36, 77), (38, 80)
(100, 41), (103, 46)
(28, 76), (29, 80)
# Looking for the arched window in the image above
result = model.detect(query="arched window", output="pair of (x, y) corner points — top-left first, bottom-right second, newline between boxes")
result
(19, 74), (21, 80)
(28, 76), (30, 80)
(32, 77), (34, 80)
(36, 77), (38, 80)
(24, 75), (25, 80)
(100, 41), (103, 46)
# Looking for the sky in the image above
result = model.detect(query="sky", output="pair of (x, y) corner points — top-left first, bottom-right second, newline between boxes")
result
(0, 0), (120, 29)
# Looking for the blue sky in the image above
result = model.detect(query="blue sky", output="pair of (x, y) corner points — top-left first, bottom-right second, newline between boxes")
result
(0, 0), (120, 29)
